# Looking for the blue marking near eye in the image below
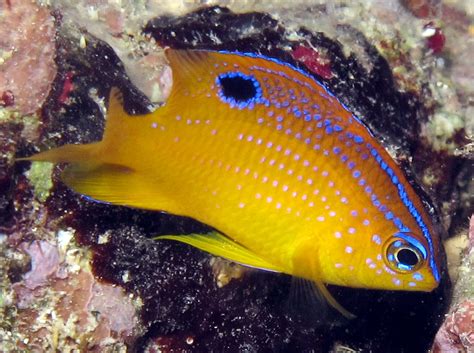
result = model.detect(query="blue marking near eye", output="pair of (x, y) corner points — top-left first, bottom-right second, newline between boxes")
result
(353, 135), (364, 144)
(325, 125), (333, 134)
(313, 114), (321, 120)
(413, 273), (424, 281)
(396, 233), (428, 259)
(333, 147), (341, 154)
(398, 263), (412, 271)
(358, 178), (366, 186)
(333, 124), (343, 132)
(304, 115), (312, 121)
(385, 211), (394, 220)
(347, 161), (355, 170)
(353, 170), (361, 178)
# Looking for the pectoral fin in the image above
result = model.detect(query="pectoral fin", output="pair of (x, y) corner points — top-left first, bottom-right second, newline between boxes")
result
(156, 231), (285, 273)
(289, 278), (356, 320)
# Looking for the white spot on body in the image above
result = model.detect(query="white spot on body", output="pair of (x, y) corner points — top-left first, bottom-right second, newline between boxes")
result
(345, 246), (353, 254)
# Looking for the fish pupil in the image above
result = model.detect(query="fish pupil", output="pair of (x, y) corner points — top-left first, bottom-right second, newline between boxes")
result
(219, 75), (257, 102)
(396, 248), (419, 267)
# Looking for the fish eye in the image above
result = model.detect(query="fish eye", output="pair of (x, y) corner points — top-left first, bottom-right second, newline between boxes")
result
(216, 72), (262, 108)
(384, 233), (425, 273)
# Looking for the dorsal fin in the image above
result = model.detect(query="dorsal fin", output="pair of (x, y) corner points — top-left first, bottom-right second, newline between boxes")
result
(102, 87), (128, 143)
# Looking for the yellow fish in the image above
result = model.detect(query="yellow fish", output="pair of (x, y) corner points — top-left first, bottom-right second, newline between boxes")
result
(22, 49), (442, 316)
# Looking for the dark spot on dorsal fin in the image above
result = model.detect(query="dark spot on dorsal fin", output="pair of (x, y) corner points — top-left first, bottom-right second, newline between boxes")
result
(218, 73), (258, 103)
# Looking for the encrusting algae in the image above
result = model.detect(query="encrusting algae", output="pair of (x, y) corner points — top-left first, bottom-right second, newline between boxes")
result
(19, 49), (443, 317)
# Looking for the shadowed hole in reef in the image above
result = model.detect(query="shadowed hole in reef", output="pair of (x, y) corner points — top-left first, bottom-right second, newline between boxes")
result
(36, 5), (453, 352)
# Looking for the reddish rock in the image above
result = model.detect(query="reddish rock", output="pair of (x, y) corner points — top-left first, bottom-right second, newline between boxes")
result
(0, 0), (57, 114)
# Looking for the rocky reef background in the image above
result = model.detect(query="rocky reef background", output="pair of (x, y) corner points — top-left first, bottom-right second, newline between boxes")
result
(0, 1), (472, 352)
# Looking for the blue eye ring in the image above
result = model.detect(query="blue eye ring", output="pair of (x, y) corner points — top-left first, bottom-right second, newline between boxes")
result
(216, 71), (263, 109)
(384, 233), (425, 273)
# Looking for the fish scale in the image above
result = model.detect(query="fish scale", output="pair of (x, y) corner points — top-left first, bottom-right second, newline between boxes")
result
(22, 49), (442, 313)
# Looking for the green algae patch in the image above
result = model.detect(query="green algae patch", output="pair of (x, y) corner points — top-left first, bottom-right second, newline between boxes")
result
(26, 162), (54, 203)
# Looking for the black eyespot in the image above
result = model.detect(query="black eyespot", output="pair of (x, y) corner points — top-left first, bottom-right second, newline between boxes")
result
(219, 75), (257, 102)
(216, 72), (262, 109)
(396, 248), (419, 267)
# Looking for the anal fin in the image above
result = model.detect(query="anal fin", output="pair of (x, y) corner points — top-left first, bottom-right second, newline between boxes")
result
(156, 231), (285, 273)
